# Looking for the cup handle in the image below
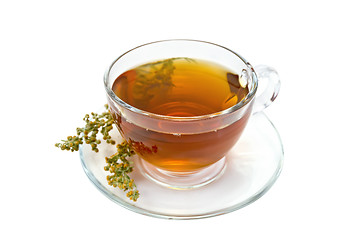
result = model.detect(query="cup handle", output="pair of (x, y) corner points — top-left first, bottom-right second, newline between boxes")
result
(252, 65), (281, 114)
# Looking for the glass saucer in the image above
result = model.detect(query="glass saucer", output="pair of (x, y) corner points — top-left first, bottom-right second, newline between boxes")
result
(80, 112), (284, 219)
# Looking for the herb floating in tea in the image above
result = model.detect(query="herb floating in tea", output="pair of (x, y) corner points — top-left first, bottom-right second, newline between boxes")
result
(55, 104), (139, 201)
(112, 57), (196, 108)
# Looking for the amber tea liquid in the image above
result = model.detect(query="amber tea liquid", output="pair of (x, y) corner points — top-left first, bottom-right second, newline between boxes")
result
(111, 58), (252, 172)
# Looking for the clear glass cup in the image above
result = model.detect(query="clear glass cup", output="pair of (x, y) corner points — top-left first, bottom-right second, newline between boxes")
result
(104, 39), (280, 189)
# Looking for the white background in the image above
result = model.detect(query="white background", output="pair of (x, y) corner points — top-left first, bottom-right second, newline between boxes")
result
(1, 0), (359, 239)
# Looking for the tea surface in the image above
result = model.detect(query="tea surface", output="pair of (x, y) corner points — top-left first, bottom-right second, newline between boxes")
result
(112, 58), (249, 117)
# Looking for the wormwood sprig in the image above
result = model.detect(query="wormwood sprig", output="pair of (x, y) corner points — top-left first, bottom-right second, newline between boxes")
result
(55, 104), (115, 152)
(104, 142), (139, 201)
(55, 104), (139, 201)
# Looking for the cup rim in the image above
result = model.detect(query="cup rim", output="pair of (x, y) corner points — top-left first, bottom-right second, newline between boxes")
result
(104, 39), (258, 121)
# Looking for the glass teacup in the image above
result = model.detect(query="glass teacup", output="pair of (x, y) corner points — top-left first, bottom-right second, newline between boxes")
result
(104, 40), (280, 189)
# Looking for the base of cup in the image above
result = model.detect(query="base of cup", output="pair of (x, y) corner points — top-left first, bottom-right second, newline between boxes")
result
(137, 157), (227, 190)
